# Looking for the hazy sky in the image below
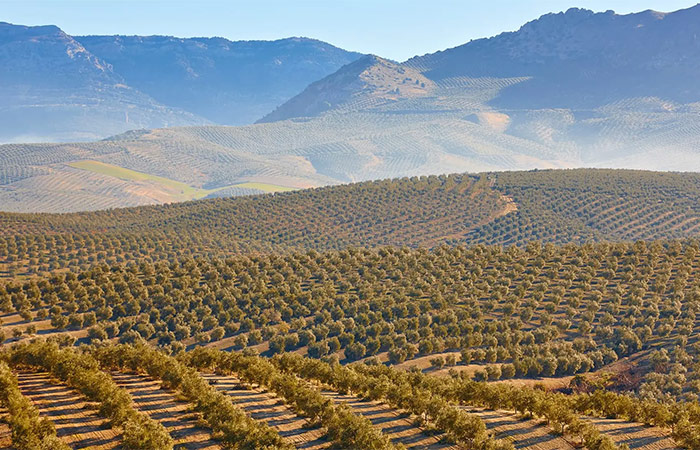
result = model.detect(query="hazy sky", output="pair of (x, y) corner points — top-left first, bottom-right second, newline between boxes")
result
(3, 0), (699, 60)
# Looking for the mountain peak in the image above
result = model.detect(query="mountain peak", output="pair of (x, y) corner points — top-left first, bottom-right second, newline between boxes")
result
(0, 22), (62, 36)
(258, 53), (433, 122)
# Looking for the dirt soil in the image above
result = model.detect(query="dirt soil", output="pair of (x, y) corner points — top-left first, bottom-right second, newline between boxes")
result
(202, 372), (330, 449)
(16, 371), (122, 449)
(110, 371), (221, 449)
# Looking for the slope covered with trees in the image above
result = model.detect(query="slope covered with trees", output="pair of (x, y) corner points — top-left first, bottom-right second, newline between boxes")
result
(3, 169), (700, 277)
(4, 237), (700, 406)
(2, 169), (700, 448)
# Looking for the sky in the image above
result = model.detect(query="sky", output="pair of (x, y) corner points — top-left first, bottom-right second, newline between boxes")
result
(2, 0), (699, 61)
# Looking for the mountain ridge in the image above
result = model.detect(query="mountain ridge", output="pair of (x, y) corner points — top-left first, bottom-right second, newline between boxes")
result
(0, 22), (209, 142)
(76, 33), (362, 125)
(3, 5), (700, 212)
(0, 22), (362, 142)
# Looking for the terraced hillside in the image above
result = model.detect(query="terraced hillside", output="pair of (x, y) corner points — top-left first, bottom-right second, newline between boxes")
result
(3, 170), (700, 277)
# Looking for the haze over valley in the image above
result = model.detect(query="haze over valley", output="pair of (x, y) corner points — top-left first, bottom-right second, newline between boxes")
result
(2, 5), (700, 212)
(4, 3), (700, 449)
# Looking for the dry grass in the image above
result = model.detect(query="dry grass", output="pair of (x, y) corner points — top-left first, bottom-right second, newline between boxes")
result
(110, 371), (221, 449)
(15, 371), (121, 449)
(201, 373), (330, 449)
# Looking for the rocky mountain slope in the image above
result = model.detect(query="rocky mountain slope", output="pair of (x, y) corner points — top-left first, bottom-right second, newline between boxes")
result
(259, 55), (434, 123)
(76, 35), (361, 125)
(0, 23), (361, 142)
(408, 6), (700, 108)
(0, 22), (206, 142)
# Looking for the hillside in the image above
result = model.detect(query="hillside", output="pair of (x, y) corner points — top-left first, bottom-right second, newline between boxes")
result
(260, 5), (700, 174)
(0, 118), (563, 213)
(4, 6), (700, 210)
(259, 55), (435, 123)
(2, 170), (700, 448)
(4, 169), (700, 278)
(0, 22), (207, 143)
(76, 35), (362, 125)
(1, 237), (699, 448)
(4, 171), (699, 450)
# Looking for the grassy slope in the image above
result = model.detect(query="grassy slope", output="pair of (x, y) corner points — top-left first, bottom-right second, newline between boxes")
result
(69, 160), (296, 201)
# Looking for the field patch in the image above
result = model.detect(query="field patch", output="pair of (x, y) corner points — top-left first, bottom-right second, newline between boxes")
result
(110, 371), (221, 449)
(67, 160), (296, 203)
(232, 182), (296, 193)
(16, 371), (122, 449)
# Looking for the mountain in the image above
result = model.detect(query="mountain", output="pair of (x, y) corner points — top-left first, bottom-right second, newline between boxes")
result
(76, 35), (362, 125)
(4, 5), (700, 212)
(407, 6), (700, 108)
(0, 22), (207, 142)
(262, 5), (700, 171)
(259, 55), (434, 123)
(0, 23), (361, 142)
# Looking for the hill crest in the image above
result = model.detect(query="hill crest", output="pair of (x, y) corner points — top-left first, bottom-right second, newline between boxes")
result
(259, 55), (434, 122)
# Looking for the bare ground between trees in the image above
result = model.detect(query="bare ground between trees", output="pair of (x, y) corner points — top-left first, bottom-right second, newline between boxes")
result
(15, 370), (122, 449)
(0, 408), (12, 450)
(109, 371), (221, 450)
(202, 373), (330, 449)
(585, 417), (680, 450)
(461, 406), (575, 450)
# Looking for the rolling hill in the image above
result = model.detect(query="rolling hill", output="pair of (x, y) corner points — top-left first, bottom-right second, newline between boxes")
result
(3, 168), (700, 277)
(2, 167), (700, 447)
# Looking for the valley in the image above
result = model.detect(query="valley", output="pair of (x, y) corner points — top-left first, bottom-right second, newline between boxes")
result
(2, 3), (700, 449)
(3, 6), (700, 212)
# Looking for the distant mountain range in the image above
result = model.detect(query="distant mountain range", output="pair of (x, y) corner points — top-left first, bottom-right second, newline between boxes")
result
(264, 5), (700, 168)
(0, 22), (206, 142)
(409, 6), (700, 109)
(2, 5), (700, 212)
(76, 35), (362, 125)
(0, 22), (361, 142)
